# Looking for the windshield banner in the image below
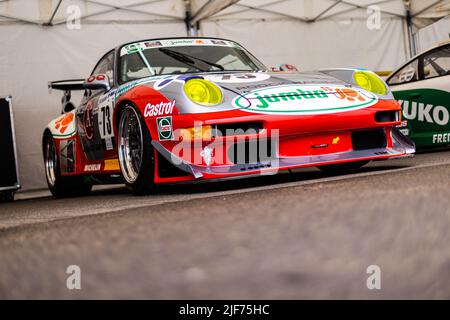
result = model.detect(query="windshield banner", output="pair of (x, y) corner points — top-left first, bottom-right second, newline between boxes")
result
(120, 38), (240, 56)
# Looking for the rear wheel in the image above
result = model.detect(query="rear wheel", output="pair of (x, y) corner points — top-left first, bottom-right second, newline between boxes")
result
(43, 133), (92, 198)
(117, 104), (154, 195)
(318, 160), (369, 174)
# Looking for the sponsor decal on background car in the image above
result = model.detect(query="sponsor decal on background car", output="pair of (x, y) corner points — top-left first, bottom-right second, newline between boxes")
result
(398, 100), (449, 126)
(398, 68), (416, 82)
(433, 132), (450, 144)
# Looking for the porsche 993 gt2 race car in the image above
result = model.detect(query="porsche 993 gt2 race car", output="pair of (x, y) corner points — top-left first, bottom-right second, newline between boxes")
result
(44, 37), (415, 197)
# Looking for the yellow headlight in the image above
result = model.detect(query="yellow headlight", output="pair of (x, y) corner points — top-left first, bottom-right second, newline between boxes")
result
(354, 71), (387, 95)
(184, 79), (223, 106)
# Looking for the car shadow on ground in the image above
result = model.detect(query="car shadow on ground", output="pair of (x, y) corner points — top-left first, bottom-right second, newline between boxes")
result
(5, 163), (412, 206)
(89, 163), (411, 197)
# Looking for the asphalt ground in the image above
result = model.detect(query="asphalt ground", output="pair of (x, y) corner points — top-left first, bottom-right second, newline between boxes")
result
(0, 150), (449, 299)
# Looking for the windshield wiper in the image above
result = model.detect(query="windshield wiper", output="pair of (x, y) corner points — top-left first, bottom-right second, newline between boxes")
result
(158, 48), (206, 72)
(159, 48), (224, 71)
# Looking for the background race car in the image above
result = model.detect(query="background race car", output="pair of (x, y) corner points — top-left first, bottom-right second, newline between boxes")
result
(387, 41), (450, 149)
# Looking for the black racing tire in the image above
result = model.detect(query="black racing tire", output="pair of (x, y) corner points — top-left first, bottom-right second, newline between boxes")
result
(317, 160), (369, 174)
(43, 133), (92, 198)
(117, 104), (155, 196)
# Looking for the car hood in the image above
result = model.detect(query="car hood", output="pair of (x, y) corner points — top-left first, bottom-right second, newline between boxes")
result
(117, 71), (381, 115)
(202, 71), (349, 96)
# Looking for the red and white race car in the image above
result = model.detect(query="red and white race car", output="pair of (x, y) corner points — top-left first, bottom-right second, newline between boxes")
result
(44, 37), (415, 197)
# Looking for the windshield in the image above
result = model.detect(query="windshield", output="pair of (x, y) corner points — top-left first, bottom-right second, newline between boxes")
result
(119, 39), (267, 84)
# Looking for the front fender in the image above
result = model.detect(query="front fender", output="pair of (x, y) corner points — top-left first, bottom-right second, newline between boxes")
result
(116, 84), (180, 142)
(320, 68), (395, 100)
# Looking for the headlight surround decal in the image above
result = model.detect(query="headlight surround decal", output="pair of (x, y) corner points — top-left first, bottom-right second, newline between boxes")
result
(232, 84), (379, 115)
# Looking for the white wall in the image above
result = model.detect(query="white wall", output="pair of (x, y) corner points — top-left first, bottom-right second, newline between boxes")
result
(415, 15), (450, 53)
(201, 17), (408, 71)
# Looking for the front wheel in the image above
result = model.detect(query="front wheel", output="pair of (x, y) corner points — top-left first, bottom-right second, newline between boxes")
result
(317, 160), (369, 174)
(43, 133), (92, 198)
(117, 104), (155, 195)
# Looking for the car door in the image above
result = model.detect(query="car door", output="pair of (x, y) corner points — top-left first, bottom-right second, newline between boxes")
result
(388, 44), (450, 148)
(77, 50), (116, 162)
(414, 44), (450, 146)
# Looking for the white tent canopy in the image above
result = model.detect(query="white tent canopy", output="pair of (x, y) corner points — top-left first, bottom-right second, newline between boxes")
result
(0, 0), (448, 191)
(1, 0), (448, 33)
(1, 0), (448, 52)
(193, 0), (450, 29)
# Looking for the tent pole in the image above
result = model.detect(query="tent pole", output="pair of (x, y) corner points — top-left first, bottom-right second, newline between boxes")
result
(44, 0), (62, 26)
(406, 8), (417, 57)
(184, 0), (198, 36)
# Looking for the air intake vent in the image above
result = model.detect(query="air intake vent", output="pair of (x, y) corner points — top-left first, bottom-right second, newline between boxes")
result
(351, 129), (387, 150)
(213, 122), (263, 137)
(375, 111), (399, 123)
(228, 138), (276, 165)
(157, 153), (191, 178)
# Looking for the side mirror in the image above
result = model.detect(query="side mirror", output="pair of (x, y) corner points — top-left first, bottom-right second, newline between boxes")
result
(279, 64), (299, 72)
(83, 74), (111, 91)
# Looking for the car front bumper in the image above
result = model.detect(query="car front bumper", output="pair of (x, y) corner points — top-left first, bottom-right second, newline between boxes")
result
(152, 127), (415, 182)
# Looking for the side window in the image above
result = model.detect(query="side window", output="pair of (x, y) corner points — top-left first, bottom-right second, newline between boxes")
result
(422, 45), (450, 80)
(387, 59), (419, 85)
(92, 51), (114, 86)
